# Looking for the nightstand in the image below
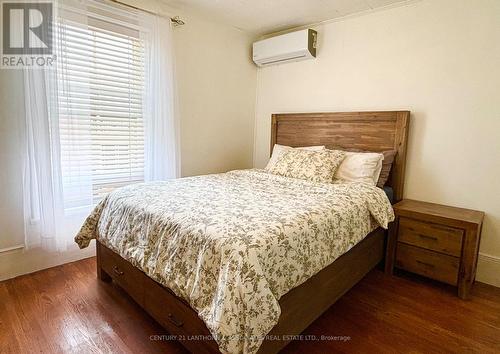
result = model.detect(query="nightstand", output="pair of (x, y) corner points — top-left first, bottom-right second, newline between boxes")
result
(385, 199), (484, 299)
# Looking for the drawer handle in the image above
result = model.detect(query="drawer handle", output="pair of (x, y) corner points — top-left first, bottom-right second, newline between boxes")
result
(418, 234), (438, 241)
(416, 260), (435, 268)
(167, 313), (184, 327)
(113, 266), (124, 276)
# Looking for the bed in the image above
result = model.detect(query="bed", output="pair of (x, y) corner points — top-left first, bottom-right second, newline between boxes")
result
(76, 111), (410, 354)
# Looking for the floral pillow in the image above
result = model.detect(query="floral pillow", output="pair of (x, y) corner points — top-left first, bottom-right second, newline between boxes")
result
(268, 149), (346, 183)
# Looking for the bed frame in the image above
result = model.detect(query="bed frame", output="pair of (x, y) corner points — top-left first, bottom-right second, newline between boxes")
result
(96, 111), (410, 354)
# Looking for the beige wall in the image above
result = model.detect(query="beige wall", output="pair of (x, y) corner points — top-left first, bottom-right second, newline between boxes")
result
(0, 70), (25, 250)
(253, 0), (500, 285)
(0, 4), (256, 280)
(174, 14), (257, 177)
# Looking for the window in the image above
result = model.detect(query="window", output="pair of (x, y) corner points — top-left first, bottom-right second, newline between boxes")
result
(22, 0), (177, 250)
(56, 19), (145, 210)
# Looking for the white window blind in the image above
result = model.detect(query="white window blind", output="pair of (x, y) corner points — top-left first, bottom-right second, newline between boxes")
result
(56, 18), (145, 210)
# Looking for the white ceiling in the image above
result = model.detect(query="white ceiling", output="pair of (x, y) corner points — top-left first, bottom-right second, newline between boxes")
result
(163, 0), (411, 35)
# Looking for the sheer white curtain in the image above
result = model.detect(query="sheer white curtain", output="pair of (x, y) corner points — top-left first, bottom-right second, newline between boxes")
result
(142, 14), (180, 181)
(22, 0), (178, 251)
(23, 65), (65, 250)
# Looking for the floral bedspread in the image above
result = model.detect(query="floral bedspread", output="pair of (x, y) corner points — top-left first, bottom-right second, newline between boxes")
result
(75, 169), (394, 354)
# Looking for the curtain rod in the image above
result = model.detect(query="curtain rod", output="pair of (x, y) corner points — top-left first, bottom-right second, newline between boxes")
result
(107, 0), (186, 26)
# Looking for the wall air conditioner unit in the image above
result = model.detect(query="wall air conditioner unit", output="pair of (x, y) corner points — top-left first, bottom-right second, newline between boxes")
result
(252, 29), (317, 67)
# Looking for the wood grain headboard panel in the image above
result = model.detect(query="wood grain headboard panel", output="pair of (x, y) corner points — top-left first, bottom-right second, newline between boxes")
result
(271, 111), (410, 202)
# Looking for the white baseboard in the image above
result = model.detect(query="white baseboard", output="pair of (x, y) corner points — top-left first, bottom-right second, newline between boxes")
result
(476, 253), (500, 288)
(0, 244), (25, 253)
(0, 241), (95, 281)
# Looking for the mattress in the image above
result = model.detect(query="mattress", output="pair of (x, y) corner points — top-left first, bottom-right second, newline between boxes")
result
(75, 169), (394, 354)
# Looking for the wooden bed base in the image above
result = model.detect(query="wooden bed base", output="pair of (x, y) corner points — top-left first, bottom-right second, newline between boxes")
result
(97, 228), (385, 354)
(96, 111), (410, 353)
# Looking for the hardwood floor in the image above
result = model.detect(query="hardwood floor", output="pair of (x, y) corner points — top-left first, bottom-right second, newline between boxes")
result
(1, 258), (499, 354)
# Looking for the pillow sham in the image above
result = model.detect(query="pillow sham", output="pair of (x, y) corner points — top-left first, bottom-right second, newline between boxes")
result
(268, 149), (345, 183)
(334, 151), (384, 185)
(265, 144), (325, 170)
(376, 150), (397, 188)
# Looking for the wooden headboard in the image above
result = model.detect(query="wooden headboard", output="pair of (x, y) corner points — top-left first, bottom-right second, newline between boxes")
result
(271, 111), (410, 202)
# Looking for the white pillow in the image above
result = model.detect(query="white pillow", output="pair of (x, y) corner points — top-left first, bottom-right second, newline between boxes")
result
(265, 144), (325, 170)
(334, 151), (384, 185)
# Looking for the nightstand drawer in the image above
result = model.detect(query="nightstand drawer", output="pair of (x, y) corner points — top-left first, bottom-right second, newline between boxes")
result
(398, 217), (463, 257)
(396, 243), (459, 285)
